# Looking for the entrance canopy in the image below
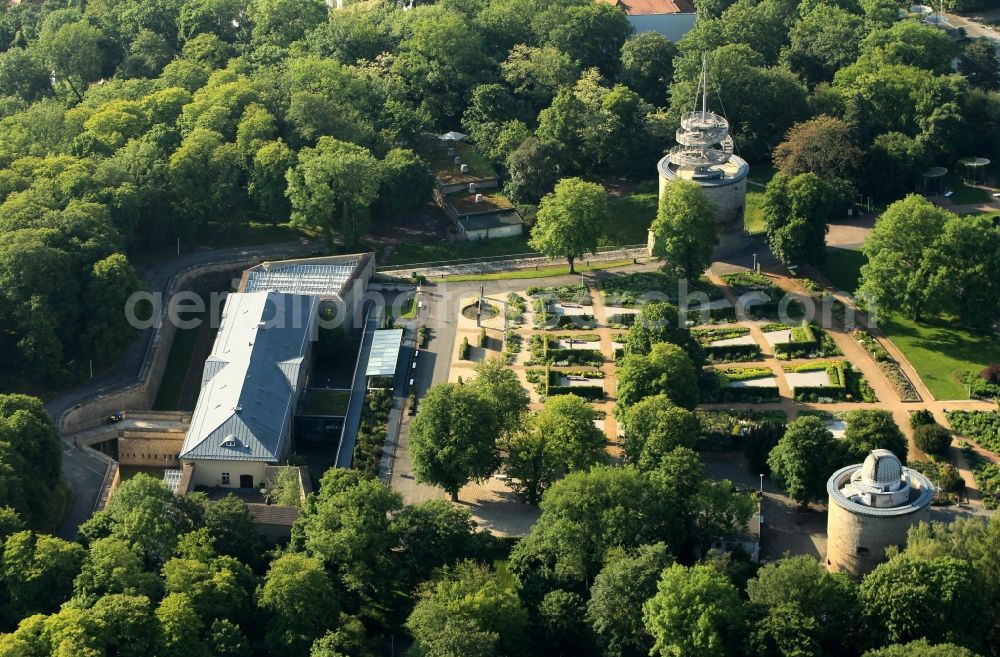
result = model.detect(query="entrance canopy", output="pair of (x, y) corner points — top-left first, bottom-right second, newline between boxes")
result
(366, 329), (404, 378)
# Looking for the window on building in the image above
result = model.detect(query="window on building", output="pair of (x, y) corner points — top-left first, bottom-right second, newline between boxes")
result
(221, 472), (230, 485)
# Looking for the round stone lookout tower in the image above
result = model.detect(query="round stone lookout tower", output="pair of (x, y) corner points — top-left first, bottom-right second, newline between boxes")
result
(826, 449), (934, 578)
(652, 59), (749, 257)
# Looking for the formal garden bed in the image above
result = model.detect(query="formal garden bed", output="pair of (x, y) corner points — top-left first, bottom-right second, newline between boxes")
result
(958, 371), (1000, 401)
(720, 272), (807, 322)
(700, 367), (780, 403)
(850, 329), (920, 401)
(769, 321), (842, 359)
(525, 368), (604, 400)
(782, 361), (876, 402)
(946, 410), (1000, 454)
(530, 296), (597, 329)
(527, 283), (591, 305)
(906, 458), (963, 506)
(692, 326), (761, 363)
(960, 443), (1000, 510)
(506, 293), (526, 326)
(526, 335), (603, 366)
(598, 272), (723, 307)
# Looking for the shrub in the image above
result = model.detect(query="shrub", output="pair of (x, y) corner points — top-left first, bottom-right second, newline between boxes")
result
(914, 423), (952, 457)
(459, 337), (470, 360)
(937, 464), (964, 494)
(478, 328), (487, 348)
(909, 410), (935, 429)
(703, 343), (761, 362)
(982, 364), (1000, 385)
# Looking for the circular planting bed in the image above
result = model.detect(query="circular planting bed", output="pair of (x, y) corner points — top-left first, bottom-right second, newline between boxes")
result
(462, 301), (499, 321)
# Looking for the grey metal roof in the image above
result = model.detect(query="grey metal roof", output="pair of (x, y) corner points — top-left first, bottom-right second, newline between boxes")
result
(180, 291), (318, 462)
(366, 329), (403, 377)
(245, 263), (360, 296)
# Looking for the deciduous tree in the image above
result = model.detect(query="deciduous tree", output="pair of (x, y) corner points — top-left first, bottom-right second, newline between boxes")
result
(643, 563), (744, 657)
(767, 416), (841, 508)
(286, 136), (382, 248)
(650, 181), (717, 279)
(621, 394), (699, 469)
(409, 383), (500, 502)
(505, 394), (605, 505)
(587, 543), (672, 657)
(529, 177), (607, 274)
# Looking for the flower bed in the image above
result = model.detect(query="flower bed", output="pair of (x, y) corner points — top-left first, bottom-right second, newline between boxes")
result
(527, 283), (591, 305)
(961, 443), (1000, 510)
(599, 272), (722, 307)
(721, 271), (773, 291)
(959, 372), (1000, 401)
(851, 328), (919, 401)
(352, 388), (392, 476)
(607, 313), (637, 328)
(947, 410), (1000, 454)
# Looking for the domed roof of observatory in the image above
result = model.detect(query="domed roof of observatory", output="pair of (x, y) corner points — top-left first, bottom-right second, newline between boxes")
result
(861, 449), (903, 486)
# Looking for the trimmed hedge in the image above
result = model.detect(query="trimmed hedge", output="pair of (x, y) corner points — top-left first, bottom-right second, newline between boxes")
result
(717, 386), (780, 403)
(545, 385), (604, 400)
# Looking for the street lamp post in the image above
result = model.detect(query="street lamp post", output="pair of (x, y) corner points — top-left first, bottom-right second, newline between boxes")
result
(759, 473), (764, 494)
(753, 253), (758, 272)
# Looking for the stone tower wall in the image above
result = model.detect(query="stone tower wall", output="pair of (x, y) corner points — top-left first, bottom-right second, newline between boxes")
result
(656, 168), (748, 257)
(826, 498), (930, 578)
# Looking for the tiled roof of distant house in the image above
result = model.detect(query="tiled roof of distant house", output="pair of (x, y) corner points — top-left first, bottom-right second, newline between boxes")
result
(599, 0), (696, 15)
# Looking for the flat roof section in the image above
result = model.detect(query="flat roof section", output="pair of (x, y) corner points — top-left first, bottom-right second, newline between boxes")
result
(245, 262), (360, 296)
(366, 329), (404, 378)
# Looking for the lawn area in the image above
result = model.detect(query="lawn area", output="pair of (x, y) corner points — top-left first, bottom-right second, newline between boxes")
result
(386, 235), (533, 265)
(747, 162), (776, 188)
(878, 314), (1000, 400)
(818, 246), (1000, 400)
(605, 192), (658, 245)
(745, 191), (765, 235)
(818, 247), (866, 293)
(153, 323), (200, 411)
(440, 259), (635, 282)
(943, 171), (994, 204)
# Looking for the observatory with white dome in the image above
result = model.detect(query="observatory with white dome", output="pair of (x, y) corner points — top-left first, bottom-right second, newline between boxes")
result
(826, 449), (934, 577)
(650, 58), (749, 257)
